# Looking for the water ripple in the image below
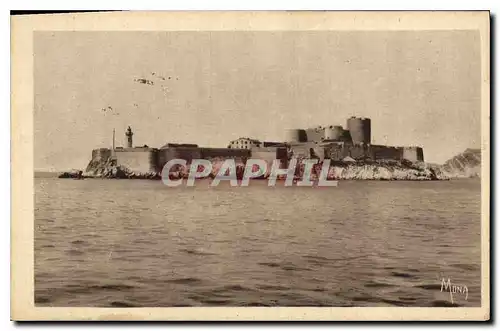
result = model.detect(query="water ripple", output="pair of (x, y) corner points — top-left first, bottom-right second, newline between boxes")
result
(34, 178), (482, 307)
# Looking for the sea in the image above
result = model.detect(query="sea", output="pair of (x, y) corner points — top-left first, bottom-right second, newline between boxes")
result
(34, 177), (482, 307)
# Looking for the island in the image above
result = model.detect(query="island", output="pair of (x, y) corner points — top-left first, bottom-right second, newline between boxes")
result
(59, 117), (480, 181)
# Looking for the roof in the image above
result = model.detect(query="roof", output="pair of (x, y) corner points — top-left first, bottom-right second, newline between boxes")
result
(230, 137), (261, 144)
(160, 143), (199, 149)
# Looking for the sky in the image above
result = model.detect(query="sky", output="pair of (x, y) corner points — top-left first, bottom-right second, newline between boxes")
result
(34, 30), (481, 171)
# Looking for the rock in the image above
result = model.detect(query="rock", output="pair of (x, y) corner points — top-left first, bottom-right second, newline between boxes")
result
(440, 148), (481, 178)
(58, 170), (84, 179)
(81, 153), (456, 181)
(287, 158), (446, 181)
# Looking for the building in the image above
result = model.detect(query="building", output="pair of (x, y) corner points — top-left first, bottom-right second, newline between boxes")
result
(228, 137), (262, 149)
(284, 116), (424, 163)
(90, 118), (424, 174)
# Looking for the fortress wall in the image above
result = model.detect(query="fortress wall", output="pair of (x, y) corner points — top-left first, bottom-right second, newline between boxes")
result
(92, 148), (112, 162)
(403, 147), (424, 162)
(115, 148), (158, 173)
(250, 150), (277, 167)
(305, 128), (325, 142)
(290, 142), (325, 160)
(200, 148), (251, 160)
(157, 147), (253, 170)
(86, 148), (112, 173)
(418, 148), (424, 162)
(157, 147), (202, 169)
(323, 143), (344, 161)
(275, 147), (288, 161)
(369, 145), (403, 161)
(263, 141), (286, 147)
(289, 142), (310, 158)
(324, 126), (344, 141)
(345, 144), (367, 160)
(285, 129), (308, 143)
(250, 146), (288, 165)
(154, 143), (424, 167)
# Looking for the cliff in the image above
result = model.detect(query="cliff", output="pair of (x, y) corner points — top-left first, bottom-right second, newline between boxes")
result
(439, 148), (481, 178)
(290, 159), (444, 181)
(59, 148), (481, 181)
(83, 157), (160, 179)
(77, 156), (445, 181)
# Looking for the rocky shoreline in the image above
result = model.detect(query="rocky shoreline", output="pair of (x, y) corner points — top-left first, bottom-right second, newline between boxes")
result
(58, 157), (455, 181)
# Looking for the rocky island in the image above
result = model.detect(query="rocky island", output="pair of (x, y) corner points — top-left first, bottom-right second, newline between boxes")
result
(58, 118), (481, 181)
(58, 155), (458, 181)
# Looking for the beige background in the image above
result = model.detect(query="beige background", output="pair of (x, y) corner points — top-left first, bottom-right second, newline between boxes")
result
(34, 30), (480, 171)
(12, 11), (490, 321)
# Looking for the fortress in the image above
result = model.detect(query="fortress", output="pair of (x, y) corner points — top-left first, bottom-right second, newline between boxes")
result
(89, 117), (424, 175)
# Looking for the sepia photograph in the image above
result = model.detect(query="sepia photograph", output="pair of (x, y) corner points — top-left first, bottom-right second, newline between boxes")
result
(11, 11), (490, 321)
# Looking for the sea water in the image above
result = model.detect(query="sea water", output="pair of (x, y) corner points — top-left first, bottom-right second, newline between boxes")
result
(34, 178), (481, 307)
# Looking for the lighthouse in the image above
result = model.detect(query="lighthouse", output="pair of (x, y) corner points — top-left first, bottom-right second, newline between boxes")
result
(125, 126), (133, 148)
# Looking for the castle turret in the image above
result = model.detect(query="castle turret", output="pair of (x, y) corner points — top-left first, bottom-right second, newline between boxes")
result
(347, 117), (371, 145)
(285, 129), (308, 143)
(126, 126), (133, 148)
(324, 125), (344, 141)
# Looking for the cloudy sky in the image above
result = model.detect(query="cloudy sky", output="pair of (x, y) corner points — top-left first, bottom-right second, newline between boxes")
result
(34, 30), (481, 171)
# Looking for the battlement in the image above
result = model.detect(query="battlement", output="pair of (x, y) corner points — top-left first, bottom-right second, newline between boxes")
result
(92, 115), (424, 173)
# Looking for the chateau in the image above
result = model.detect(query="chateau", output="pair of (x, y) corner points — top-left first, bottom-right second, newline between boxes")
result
(89, 117), (424, 174)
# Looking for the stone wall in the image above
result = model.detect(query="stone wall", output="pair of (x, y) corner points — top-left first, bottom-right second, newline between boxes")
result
(402, 147), (425, 162)
(200, 147), (251, 159)
(158, 147), (202, 169)
(115, 148), (158, 173)
(289, 142), (325, 160)
(320, 143), (423, 162)
(345, 144), (367, 160)
(250, 146), (288, 164)
(305, 128), (325, 142)
(323, 143), (344, 161)
(370, 145), (403, 161)
(91, 148), (112, 161)
(157, 146), (251, 170)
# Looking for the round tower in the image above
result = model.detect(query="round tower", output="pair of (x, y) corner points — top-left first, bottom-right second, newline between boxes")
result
(125, 126), (133, 148)
(347, 117), (371, 145)
(324, 125), (344, 141)
(285, 129), (308, 143)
